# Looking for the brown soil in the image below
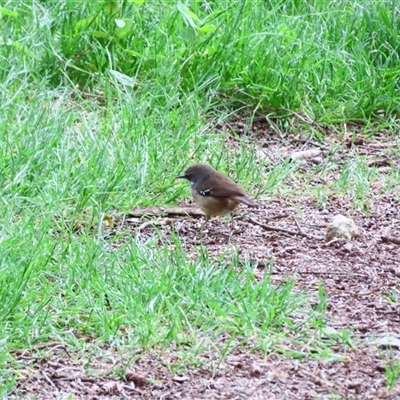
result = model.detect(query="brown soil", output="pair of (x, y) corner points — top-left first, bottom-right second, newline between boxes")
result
(10, 121), (400, 399)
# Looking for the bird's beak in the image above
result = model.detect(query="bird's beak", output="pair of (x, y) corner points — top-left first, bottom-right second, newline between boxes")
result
(176, 174), (187, 179)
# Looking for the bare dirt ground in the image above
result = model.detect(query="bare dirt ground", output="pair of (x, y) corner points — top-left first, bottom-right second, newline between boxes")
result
(11, 121), (400, 399)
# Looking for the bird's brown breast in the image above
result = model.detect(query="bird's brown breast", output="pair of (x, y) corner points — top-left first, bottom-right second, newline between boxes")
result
(191, 190), (239, 217)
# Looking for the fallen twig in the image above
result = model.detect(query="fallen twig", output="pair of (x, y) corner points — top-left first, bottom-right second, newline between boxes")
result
(11, 341), (70, 357)
(324, 238), (347, 247)
(329, 288), (381, 297)
(137, 218), (174, 231)
(293, 217), (303, 234)
(273, 281), (382, 297)
(127, 205), (205, 219)
(381, 235), (400, 246)
(264, 213), (290, 221)
(296, 271), (367, 279)
(41, 370), (57, 388)
(248, 218), (324, 241)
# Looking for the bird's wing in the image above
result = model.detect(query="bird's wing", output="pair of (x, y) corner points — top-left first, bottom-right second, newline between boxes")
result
(197, 176), (259, 207)
(203, 186), (258, 206)
(197, 177), (244, 197)
(206, 186), (245, 197)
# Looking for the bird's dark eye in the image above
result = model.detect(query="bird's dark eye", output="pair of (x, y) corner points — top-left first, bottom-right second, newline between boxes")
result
(199, 189), (211, 196)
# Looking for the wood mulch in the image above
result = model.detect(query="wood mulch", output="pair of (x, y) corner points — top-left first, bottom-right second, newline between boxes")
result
(10, 121), (400, 399)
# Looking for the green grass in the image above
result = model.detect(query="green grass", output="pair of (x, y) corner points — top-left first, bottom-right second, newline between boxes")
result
(384, 355), (400, 390)
(1, 0), (400, 396)
(2, 0), (400, 121)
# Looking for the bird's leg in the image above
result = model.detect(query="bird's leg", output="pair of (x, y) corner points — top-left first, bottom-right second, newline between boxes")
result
(230, 214), (235, 231)
(199, 215), (209, 239)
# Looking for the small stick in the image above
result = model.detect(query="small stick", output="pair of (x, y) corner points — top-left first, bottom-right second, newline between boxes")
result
(296, 271), (367, 278)
(264, 213), (290, 221)
(381, 235), (400, 246)
(248, 218), (324, 241)
(41, 370), (57, 388)
(137, 219), (173, 231)
(324, 238), (347, 247)
(284, 283), (381, 297)
(330, 288), (381, 297)
(293, 217), (303, 234)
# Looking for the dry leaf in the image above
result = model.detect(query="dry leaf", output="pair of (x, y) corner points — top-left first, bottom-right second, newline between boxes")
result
(102, 215), (114, 227)
(172, 375), (189, 383)
(102, 381), (118, 393)
(125, 370), (148, 386)
(289, 149), (322, 161)
(345, 135), (364, 147)
(250, 362), (262, 377)
(371, 335), (400, 349)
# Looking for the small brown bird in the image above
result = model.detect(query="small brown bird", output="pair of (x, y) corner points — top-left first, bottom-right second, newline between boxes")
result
(177, 163), (259, 227)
